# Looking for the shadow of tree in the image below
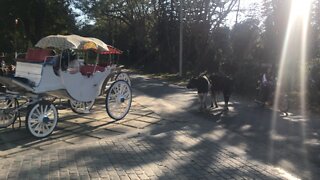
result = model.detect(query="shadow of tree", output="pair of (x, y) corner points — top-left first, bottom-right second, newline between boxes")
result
(130, 73), (320, 179)
(1, 72), (320, 179)
(10, 125), (286, 179)
(146, 95), (320, 179)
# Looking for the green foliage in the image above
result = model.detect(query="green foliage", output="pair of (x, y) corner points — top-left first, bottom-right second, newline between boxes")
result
(74, 0), (239, 73)
(0, 0), (77, 53)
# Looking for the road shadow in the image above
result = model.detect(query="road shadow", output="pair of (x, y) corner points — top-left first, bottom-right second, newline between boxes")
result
(129, 71), (320, 179)
(0, 97), (149, 157)
(1, 72), (319, 179)
(143, 90), (320, 179)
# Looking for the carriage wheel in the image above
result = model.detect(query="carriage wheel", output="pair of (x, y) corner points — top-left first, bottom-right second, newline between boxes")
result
(0, 97), (18, 128)
(26, 101), (58, 138)
(115, 72), (131, 86)
(106, 80), (132, 120)
(68, 99), (95, 114)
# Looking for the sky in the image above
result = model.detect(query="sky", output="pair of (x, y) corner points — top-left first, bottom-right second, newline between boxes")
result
(70, 2), (95, 26)
(225, 0), (263, 27)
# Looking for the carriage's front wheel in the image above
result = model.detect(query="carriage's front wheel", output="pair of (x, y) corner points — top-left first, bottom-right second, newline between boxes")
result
(0, 96), (18, 128)
(26, 101), (58, 138)
(106, 80), (132, 120)
(69, 99), (95, 114)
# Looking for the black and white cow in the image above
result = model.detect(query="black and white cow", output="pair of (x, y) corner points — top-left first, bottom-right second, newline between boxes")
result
(187, 75), (214, 110)
(187, 73), (233, 111)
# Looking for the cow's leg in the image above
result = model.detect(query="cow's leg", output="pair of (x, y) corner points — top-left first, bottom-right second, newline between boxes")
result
(209, 89), (213, 108)
(209, 87), (218, 108)
(213, 92), (218, 108)
(210, 92), (218, 108)
(203, 93), (207, 110)
(198, 93), (204, 111)
(224, 96), (229, 110)
(223, 91), (230, 110)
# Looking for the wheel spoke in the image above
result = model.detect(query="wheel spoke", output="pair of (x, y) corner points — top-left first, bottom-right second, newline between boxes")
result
(29, 118), (38, 125)
(108, 99), (116, 103)
(41, 123), (46, 133)
(31, 112), (40, 119)
(38, 123), (43, 133)
(7, 114), (14, 119)
(0, 98), (17, 128)
(35, 108), (41, 117)
(6, 100), (14, 107)
(43, 124), (49, 131)
(70, 100), (94, 114)
(47, 121), (53, 127)
(120, 84), (126, 95)
(47, 111), (54, 118)
(47, 110), (54, 117)
(34, 123), (41, 132)
(47, 105), (54, 114)
(123, 91), (130, 99)
(43, 105), (48, 115)
(27, 102), (58, 138)
(106, 80), (132, 120)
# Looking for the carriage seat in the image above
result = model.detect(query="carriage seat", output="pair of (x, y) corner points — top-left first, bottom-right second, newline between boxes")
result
(17, 48), (55, 63)
(80, 65), (105, 76)
(15, 48), (56, 87)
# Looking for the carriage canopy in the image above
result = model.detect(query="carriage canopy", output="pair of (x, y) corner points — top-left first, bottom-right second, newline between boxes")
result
(35, 34), (109, 52)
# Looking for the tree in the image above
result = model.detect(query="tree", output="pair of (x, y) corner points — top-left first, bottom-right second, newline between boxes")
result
(231, 19), (260, 62)
(310, 0), (320, 59)
(0, 0), (77, 53)
(260, 0), (291, 64)
(74, 0), (238, 73)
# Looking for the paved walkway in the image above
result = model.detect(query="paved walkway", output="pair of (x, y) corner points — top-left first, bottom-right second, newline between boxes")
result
(0, 97), (297, 179)
(0, 98), (161, 158)
(130, 72), (320, 180)
(1, 131), (291, 180)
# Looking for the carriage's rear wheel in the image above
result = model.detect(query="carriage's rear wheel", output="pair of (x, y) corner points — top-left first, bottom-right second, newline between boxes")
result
(26, 101), (58, 138)
(69, 99), (94, 114)
(0, 96), (18, 128)
(106, 80), (132, 120)
(115, 72), (131, 86)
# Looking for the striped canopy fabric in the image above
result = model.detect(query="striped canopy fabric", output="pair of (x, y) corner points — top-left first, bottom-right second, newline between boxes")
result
(100, 45), (123, 55)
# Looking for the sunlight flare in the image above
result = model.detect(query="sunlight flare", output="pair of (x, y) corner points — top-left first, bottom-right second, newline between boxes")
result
(268, 0), (312, 163)
(291, 0), (312, 17)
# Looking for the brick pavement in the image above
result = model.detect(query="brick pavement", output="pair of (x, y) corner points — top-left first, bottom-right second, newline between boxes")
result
(0, 97), (299, 179)
(0, 130), (293, 180)
(0, 98), (161, 158)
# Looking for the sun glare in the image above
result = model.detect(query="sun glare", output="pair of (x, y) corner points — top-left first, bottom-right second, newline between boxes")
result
(268, 0), (312, 165)
(291, 0), (312, 17)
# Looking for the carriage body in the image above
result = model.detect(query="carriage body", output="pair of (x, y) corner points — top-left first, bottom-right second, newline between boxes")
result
(0, 35), (132, 138)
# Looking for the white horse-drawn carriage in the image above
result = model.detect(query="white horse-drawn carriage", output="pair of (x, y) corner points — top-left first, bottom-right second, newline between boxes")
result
(0, 34), (132, 138)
